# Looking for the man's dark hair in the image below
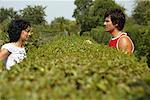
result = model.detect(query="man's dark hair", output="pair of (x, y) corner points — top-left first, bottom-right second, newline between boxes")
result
(104, 8), (125, 31)
(7, 19), (31, 42)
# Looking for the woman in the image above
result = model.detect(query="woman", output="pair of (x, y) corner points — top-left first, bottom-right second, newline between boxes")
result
(0, 19), (31, 70)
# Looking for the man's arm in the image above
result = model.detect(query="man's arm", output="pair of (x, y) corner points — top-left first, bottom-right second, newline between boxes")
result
(118, 36), (134, 54)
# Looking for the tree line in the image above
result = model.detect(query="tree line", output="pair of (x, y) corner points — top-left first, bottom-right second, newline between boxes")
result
(0, 0), (149, 26)
(0, 5), (46, 25)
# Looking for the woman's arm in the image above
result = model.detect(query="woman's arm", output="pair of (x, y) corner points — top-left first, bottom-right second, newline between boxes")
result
(0, 48), (10, 60)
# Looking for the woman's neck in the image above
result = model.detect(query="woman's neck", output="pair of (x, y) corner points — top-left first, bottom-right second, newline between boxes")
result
(13, 40), (25, 48)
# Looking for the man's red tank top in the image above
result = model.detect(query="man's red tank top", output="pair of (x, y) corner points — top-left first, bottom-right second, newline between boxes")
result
(109, 33), (126, 48)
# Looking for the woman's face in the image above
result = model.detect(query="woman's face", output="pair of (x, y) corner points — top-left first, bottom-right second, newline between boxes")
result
(20, 26), (31, 41)
(104, 16), (116, 33)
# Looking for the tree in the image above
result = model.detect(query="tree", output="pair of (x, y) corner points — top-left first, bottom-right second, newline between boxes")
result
(0, 8), (19, 23)
(8, 8), (20, 20)
(73, 0), (124, 35)
(73, 0), (93, 35)
(51, 17), (70, 32)
(132, 0), (150, 25)
(20, 5), (46, 25)
(73, 0), (92, 18)
(50, 17), (78, 36)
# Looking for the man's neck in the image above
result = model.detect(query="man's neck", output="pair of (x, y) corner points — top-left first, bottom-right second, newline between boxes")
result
(110, 29), (120, 38)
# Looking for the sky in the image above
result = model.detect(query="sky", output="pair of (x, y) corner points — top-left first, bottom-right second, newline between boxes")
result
(0, 0), (135, 23)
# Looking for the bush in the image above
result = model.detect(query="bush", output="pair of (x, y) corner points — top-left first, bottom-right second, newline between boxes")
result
(0, 20), (11, 47)
(0, 35), (149, 100)
(90, 26), (111, 44)
(124, 21), (150, 67)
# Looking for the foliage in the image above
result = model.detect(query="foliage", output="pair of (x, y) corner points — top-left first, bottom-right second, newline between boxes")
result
(50, 17), (71, 33)
(0, 19), (11, 45)
(124, 19), (150, 67)
(20, 5), (46, 25)
(89, 26), (111, 44)
(132, 0), (150, 25)
(0, 7), (19, 23)
(0, 35), (149, 99)
(0, 5), (46, 25)
(73, 0), (93, 35)
(73, 0), (92, 18)
(50, 17), (80, 36)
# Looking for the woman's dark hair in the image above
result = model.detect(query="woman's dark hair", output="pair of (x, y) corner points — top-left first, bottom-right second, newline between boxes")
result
(104, 8), (125, 31)
(7, 19), (31, 42)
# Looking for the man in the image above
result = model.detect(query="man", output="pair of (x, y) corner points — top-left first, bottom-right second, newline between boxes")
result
(104, 8), (134, 54)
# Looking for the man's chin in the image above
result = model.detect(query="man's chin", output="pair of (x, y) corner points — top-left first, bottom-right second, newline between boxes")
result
(105, 29), (109, 32)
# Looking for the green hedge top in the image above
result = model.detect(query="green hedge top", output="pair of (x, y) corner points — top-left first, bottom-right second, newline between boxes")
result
(0, 35), (150, 100)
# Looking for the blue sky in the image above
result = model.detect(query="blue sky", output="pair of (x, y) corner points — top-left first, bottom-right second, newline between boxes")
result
(0, 0), (135, 23)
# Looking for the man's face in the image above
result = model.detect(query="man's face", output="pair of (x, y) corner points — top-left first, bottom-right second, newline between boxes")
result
(104, 16), (116, 33)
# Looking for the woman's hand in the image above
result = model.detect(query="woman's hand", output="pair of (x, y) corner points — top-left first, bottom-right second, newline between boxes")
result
(0, 48), (10, 61)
